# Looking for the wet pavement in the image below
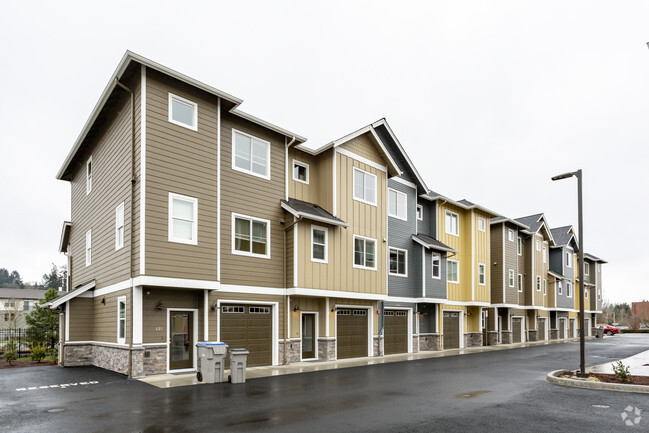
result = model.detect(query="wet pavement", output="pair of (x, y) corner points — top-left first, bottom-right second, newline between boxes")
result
(1, 334), (648, 432)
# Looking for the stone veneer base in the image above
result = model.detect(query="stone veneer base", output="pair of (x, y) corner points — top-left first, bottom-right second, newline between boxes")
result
(464, 332), (483, 348)
(501, 331), (513, 345)
(487, 331), (499, 346)
(418, 333), (441, 351)
(318, 338), (336, 361)
(528, 330), (538, 342)
(279, 338), (301, 364)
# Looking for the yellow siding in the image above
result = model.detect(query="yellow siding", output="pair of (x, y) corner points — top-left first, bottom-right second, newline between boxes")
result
(474, 210), (490, 303)
(339, 135), (385, 165)
(437, 203), (471, 302)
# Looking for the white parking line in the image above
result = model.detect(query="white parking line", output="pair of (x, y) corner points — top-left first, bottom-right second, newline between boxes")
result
(16, 381), (99, 392)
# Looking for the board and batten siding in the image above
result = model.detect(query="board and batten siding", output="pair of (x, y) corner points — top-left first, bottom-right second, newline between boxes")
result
(473, 210), (490, 303)
(556, 246), (575, 309)
(387, 178), (419, 298)
(490, 224), (504, 303)
(437, 203), (469, 302)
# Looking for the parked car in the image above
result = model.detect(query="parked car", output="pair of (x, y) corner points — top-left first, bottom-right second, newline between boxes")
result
(597, 324), (620, 336)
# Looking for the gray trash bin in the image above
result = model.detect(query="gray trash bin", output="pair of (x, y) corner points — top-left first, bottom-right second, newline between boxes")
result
(596, 328), (604, 338)
(196, 342), (228, 383)
(229, 348), (249, 384)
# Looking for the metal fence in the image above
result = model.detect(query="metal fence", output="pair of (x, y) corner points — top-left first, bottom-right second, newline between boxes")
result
(0, 328), (58, 356)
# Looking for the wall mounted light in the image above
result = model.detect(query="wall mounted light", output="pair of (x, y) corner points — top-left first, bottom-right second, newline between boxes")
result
(210, 302), (218, 311)
(330, 307), (338, 313)
(100, 298), (105, 305)
(155, 300), (165, 310)
(293, 306), (301, 312)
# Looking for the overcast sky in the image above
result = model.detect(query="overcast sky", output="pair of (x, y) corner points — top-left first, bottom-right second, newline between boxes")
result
(1, 1), (647, 304)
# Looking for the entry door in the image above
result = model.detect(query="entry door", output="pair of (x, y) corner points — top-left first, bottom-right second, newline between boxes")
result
(538, 318), (546, 340)
(498, 316), (502, 344)
(443, 312), (460, 349)
(512, 318), (522, 343)
(559, 318), (566, 339)
(169, 311), (193, 370)
(302, 314), (316, 359)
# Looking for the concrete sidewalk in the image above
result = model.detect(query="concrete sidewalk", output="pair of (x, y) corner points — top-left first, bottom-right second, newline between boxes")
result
(587, 349), (649, 376)
(139, 336), (592, 389)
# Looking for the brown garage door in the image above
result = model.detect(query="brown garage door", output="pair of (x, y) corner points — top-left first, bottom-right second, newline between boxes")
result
(220, 304), (272, 367)
(337, 309), (368, 359)
(538, 318), (546, 341)
(384, 310), (408, 355)
(512, 318), (522, 343)
(569, 319), (576, 338)
(443, 311), (460, 349)
(559, 318), (566, 339)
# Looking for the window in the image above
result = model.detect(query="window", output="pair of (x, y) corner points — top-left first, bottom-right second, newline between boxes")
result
(447, 260), (459, 283)
(598, 289), (601, 300)
(543, 246), (547, 263)
(585, 288), (588, 298)
(85, 229), (92, 266)
(86, 157), (92, 195)
(597, 263), (601, 273)
(543, 279), (547, 295)
(518, 274), (523, 292)
(566, 281), (572, 297)
(117, 296), (126, 345)
(293, 160), (309, 184)
(478, 263), (486, 285)
(354, 235), (377, 270)
(536, 276), (541, 291)
(536, 239), (541, 251)
(585, 262), (590, 275)
(4, 299), (15, 308)
(169, 193), (198, 245)
(168, 93), (197, 130)
(233, 214), (270, 258)
(233, 129), (270, 179)
(478, 217), (486, 232)
(311, 225), (327, 263)
(23, 300), (34, 311)
(389, 247), (407, 276)
(508, 229), (515, 242)
(353, 168), (377, 205)
(115, 202), (125, 250)
(445, 211), (459, 236)
(416, 205), (423, 221)
(431, 253), (441, 279)
(565, 251), (572, 268)
(222, 306), (244, 313)
(508, 270), (515, 287)
(517, 237), (522, 255)
(250, 307), (270, 314)
(388, 188), (407, 220)
(557, 281), (563, 295)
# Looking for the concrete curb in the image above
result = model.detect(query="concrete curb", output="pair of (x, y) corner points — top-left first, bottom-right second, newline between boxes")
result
(546, 369), (649, 394)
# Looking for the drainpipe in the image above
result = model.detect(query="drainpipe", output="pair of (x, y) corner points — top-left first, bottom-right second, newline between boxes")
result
(282, 216), (302, 364)
(114, 77), (136, 378)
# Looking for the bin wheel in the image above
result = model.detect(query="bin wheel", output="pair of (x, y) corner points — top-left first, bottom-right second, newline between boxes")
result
(197, 371), (203, 382)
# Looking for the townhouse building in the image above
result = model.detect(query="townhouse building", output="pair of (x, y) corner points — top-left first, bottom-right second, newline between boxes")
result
(0, 288), (46, 329)
(549, 226), (580, 338)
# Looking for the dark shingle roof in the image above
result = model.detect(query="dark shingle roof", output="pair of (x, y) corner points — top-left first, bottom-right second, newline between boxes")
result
(411, 233), (457, 253)
(281, 198), (349, 227)
(0, 288), (47, 300)
(457, 199), (475, 207)
(583, 253), (607, 264)
(515, 213), (545, 232)
(550, 226), (576, 247)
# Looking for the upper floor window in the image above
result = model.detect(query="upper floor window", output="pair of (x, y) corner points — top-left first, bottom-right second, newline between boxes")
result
(388, 188), (407, 220)
(292, 160), (309, 184)
(536, 239), (541, 251)
(4, 299), (15, 308)
(565, 251), (572, 268)
(597, 263), (601, 273)
(389, 247), (407, 276)
(233, 130), (270, 179)
(584, 262), (590, 275)
(447, 260), (459, 283)
(432, 253), (440, 279)
(117, 296), (126, 345)
(517, 237), (522, 255)
(566, 281), (572, 298)
(478, 217), (486, 232)
(557, 281), (563, 295)
(23, 300), (35, 311)
(115, 202), (125, 250)
(353, 168), (377, 205)
(311, 225), (327, 263)
(536, 276), (541, 291)
(518, 274), (523, 292)
(168, 93), (198, 131)
(585, 288), (588, 298)
(509, 269), (515, 288)
(508, 229), (515, 242)
(86, 157), (92, 195)
(353, 235), (376, 270)
(233, 213), (270, 258)
(445, 211), (459, 236)
(542, 246), (547, 263)
(543, 279), (547, 295)
(416, 205), (423, 221)
(478, 263), (486, 285)
(85, 229), (92, 266)
(169, 193), (198, 245)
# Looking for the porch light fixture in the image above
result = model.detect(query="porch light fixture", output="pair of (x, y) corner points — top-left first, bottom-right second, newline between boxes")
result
(100, 297), (105, 305)
(293, 306), (301, 312)
(330, 307), (338, 312)
(210, 302), (217, 311)
(155, 300), (165, 310)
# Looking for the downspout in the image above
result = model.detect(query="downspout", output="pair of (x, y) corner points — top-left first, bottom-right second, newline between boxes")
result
(282, 136), (296, 364)
(114, 77), (136, 378)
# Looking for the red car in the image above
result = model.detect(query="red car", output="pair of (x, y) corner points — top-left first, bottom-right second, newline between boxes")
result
(597, 324), (620, 336)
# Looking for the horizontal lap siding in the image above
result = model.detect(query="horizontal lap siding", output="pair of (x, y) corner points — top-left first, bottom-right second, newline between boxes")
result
(93, 289), (130, 343)
(68, 297), (94, 341)
(387, 179), (419, 298)
(145, 70), (218, 281)
(556, 247), (575, 309)
(504, 223), (519, 305)
(425, 249), (447, 299)
(142, 288), (203, 344)
(490, 224), (504, 303)
(317, 151), (334, 215)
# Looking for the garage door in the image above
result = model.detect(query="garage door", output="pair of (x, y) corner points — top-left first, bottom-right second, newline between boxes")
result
(512, 318), (522, 343)
(538, 318), (546, 341)
(569, 319), (576, 338)
(220, 304), (272, 367)
(559, 318), (566, 339)
(443, 311), (460, 349)
(337, 309), (368, 359)
(384, 310), (408, 355)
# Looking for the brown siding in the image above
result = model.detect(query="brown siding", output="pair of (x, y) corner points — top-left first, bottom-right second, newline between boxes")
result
(288, 148), (317, 203)
(490, 224), (504, 303)
(142, 287), (204, 344)
(93, 289), (130, 343)
(317, 149), (334, 215)
(504, 223), (519, 305)
(68, 297), (94, 341)
(286, 225), (294, 287)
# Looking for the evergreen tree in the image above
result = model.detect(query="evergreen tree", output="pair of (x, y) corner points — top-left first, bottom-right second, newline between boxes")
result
(25, 288), (60, 349)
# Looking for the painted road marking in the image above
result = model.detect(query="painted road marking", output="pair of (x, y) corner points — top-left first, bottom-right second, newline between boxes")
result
(16, 381), (99, 392)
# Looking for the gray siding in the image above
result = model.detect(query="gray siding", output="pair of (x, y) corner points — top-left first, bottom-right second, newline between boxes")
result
(387, 179), (419, 298)
(417, 199), (436, 237)
(424, 249), (447, 299)
(556, 247), (574, 309)
(549, 248), (562, 275)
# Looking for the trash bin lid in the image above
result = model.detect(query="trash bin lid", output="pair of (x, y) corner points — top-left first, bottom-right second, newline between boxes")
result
(197, 342), (228, 346)
(229, 348), (249, 353)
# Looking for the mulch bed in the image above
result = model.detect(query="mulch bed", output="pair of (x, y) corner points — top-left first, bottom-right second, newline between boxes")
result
(560, 370), (649, 386)
(0, 359), (57, 369)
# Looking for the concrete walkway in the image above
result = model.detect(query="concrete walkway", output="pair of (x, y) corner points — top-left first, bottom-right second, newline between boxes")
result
(587, 349), (649, 376)
(139, 336), (591, 389)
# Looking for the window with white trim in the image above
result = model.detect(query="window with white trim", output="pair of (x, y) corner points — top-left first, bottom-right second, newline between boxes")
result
(543, 246), (547, 263)
(536, 276), (541, 291)
(543, 279), (547, 295)
(169, 193), (198, 245)
(354, 235), (376, 270)
(168, 93), (198, 131)
(293, 160), (309, 184)
(597, 263), (601, 273)
(117, 296), (126, 345)
(598, 289), (601, 300)
(445, 211), (459, 236)
(233, 214), (270, 258)
(518, 274), (523, 292)
(353, 168), (377, 205)
(517, 237), (522, 255)
(509, 269), (515, 288)
(115, 202), (124, 250)
(388, 188), (407, 220)
(478, 217), (486, 232)
(85, 229), (92, 266)
(536, 239), (541, 251)
(233, 129), (270, 179)
(447, 260), (459, 283)
(23, 300), (35, 311)
(584, 262), (590, 276)
(585, 287), (588, 298)
(566, 281), (572, 297)
(478, 263), (486, 285)
(86, 157), (92, 195)
(311, 225), (327, 263)
(432, 253), (440, 279)
(416, 205), (423, 221)
(565, 251), (572, 268)
(508, 229), (515, 242)
(557, 281), (563, 295)
(389, 247), (407, 276)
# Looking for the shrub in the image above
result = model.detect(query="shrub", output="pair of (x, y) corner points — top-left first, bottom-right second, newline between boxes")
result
(612, 360), (631, 383)
(48, 347), (58, 363)
(30, 343), (47, 362)
(3, 348), (17, 365)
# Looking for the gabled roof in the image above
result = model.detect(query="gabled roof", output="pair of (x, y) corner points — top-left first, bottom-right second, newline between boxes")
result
(46, 280), (95, 309)
(515, 213), (555, 244)
(583, 253), (608, 264)
(421, 192), (500, 217)
(550, 226), (578, 249)
(411, 233), (457, 253)
(490, 216), (530, 230)
(58, 221), (71, 253)
(281, 198), (349, 227)
(548, 269), (564, 279)
(0, 288), (48, 300)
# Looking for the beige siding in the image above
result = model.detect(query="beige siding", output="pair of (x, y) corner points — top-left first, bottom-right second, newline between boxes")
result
(317, 150), (335, 215)
(339, 135), (385, 165)
(287, 148), (317, 203)
(437, 203), (470, 302)
(518, 235), (528, 305)
(68, 297), (94, 341)
(288, 296), (326, 338)
(286, 225), (294, 287)
(490, 224), (504, 303)
(504, 223), (519, 305)
(93, 289), (130, 343)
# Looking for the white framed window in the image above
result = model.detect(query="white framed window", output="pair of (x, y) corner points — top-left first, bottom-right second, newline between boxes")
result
(543, 246), (547, 263)
(565, 251), (572, 268)
(115, 202), (125, 250)
(518, 274), (523, 292)
(292, 160), (309, 184)
(585, 288), (588, 298)
(598, 289), (601, 300)
(311, 225), (327, 263)
(86, 157), (92, 195)
(353, 167), (377, 206)
(432, 253), (441, 279)
(233, 129), (270, 179)
(416, 205), (423, 221)
(566, 281), (572, 297)
(117, 296), (126, 345)
(584, 262), (590, 276)
(447, 260), (459, 283)
(597, 263), (601, 273)
(536, 239), (541, 251)
(168, 93), (198, 131)
(517, 237), (522, 255)
(508, 229), (515, 242)
(445, 211), (459, 236)
(353, 235), (377, 270)
(168, 193), (198, 245)
(543, 279), (547, 295)
(388, 188), (407, 220)
(85, 229), (92, 266)
(509, 270), (515, 288)
(478, 217), (486, 232)
(478, 263), (486, 285)
(536, 276), (541, 291)
(557, 281), (563, 295)
(389, 247), (407, 276)
(232, 213), (270, 259)
(23, 300), (35, 311)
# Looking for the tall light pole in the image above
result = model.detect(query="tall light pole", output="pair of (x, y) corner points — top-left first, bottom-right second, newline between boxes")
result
(552, 169), (587, 378)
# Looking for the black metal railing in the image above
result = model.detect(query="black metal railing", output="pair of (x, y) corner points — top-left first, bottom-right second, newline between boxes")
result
(0, 328), (59, 357)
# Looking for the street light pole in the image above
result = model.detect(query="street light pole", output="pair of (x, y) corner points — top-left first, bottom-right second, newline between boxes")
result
(552, 169), (587, 378)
